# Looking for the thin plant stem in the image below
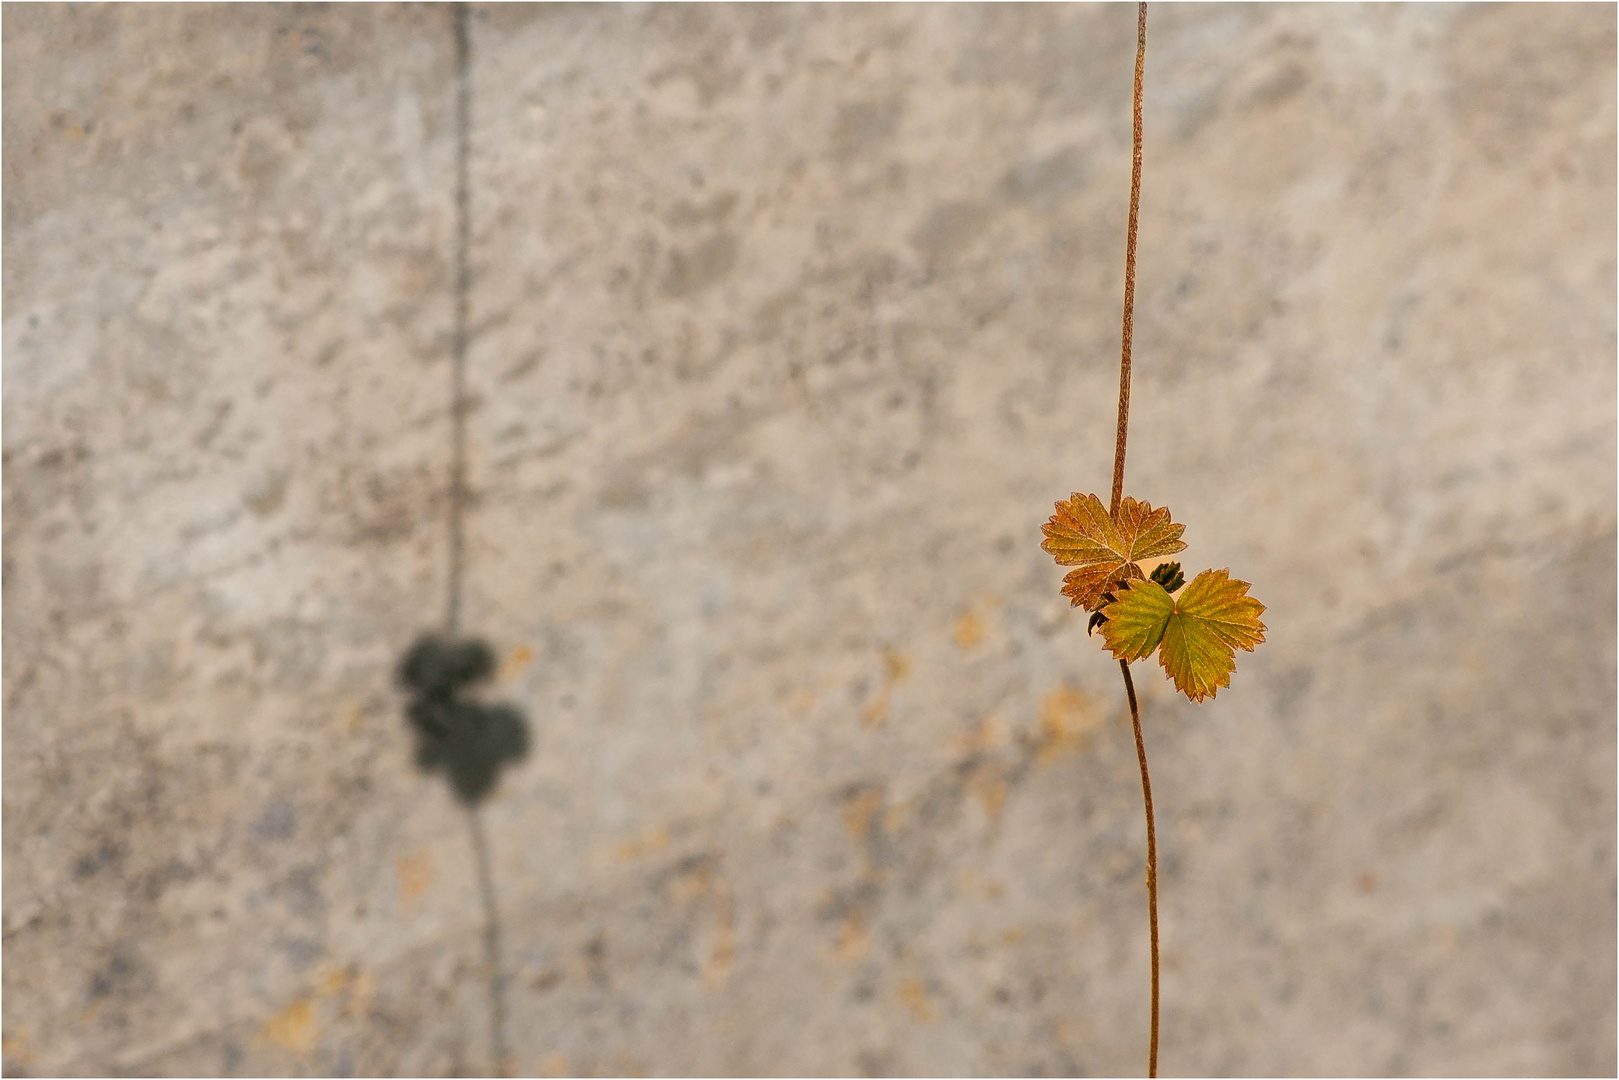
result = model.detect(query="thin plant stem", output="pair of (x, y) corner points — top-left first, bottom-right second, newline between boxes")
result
(1110, 5), (1159, 1076)
(1121, 658), (1159, 1077)
(1111, 0), (1147, 518)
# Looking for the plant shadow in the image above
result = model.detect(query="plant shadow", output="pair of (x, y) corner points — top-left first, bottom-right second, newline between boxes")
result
(398, 635), (530, 806)
(396, 633), (529, 1074)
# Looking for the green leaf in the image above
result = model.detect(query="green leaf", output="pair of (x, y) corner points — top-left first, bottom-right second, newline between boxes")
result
(1097, 578), (1176, 661)
(1040, 494), (1187, 610)
(1100, 568), (1267, 703)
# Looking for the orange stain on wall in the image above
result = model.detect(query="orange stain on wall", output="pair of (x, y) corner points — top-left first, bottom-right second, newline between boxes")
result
(614, 826), (672, 861)
(969, 772), (1010, 820)
(859, 649), (911, 728)
(953, 610), (987, 651)
(858, 693), (890, 728)
(1035, 684), (1102, 765)
(830, 913), (872, 965)
(842, 788), (885, 839)
(258, 998), (318, 1054)
(498, 644), (536, 683)
(317, 966), (348, 998)
(2, 1028), (38, 1066)
(395, 849), (434, 901)
(316, 965), (376, 1018)
(897, 976), (938, 1022)
(702, 880), (736, 989)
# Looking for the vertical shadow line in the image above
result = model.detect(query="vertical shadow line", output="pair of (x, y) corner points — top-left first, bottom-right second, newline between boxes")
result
(447, 5), (510, 1075)
(469, 801), (510, 1074)
(447, 0), (472, 639)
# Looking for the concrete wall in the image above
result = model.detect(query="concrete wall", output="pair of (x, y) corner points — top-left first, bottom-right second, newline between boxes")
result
(4, 4), (1614, 1075)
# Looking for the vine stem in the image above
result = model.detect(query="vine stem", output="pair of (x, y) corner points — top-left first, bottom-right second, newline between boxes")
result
(1122, 658), (1159, 1077)
(1111, 5), (1158, 1077)
(1111, 0), (1147, 520)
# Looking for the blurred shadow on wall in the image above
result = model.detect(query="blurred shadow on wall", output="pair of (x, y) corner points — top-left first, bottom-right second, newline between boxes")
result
(397, 634), (530, 1075)
(399, 636), (529, 804)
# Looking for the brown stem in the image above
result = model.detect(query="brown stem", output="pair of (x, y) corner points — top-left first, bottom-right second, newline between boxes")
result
(1121, 659), (1159, 1077)
(1109, 7), (1157, 1074)
(1111, 0), (1147, 517)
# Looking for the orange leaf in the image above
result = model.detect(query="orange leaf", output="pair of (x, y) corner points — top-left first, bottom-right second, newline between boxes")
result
(1040, 493), (1187, 610)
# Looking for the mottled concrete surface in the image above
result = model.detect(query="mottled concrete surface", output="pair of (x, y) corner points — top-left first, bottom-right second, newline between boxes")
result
(3, 4), (1614, 1077)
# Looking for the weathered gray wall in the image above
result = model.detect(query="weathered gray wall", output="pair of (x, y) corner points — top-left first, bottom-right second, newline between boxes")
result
(4, 4), (1614, 1076)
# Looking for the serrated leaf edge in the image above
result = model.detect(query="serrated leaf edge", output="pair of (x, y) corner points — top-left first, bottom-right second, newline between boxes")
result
(1040, 493), (1188, 611)
(1098, 567), (1267, 703)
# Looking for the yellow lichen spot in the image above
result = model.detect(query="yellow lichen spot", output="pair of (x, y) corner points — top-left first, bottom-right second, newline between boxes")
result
(259, 998), (318, 1054)
(1035, 684), (1101, 766)
(842, 787), (884, 840)
(317, 965), (349, 998)
(342, 700), (367, 733)
(2, 1027), (38, 1065)
(897, 976), (937, 1022)
(858, 689), (891, 728)
(969, 774), (1009, 821)
(498, 644), (536, 683)
(614, 826), (672, 861)
(395, 849), (434, 901)
(831, 913), (871, 965)
(1001, 926), (1026, 946)
(702, 882), (735, 989)
(953, 610), (987, 651)
(785, 688), (818, 714)
(539, 1052), (570, 1077)
(860, 649), (911, 727)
